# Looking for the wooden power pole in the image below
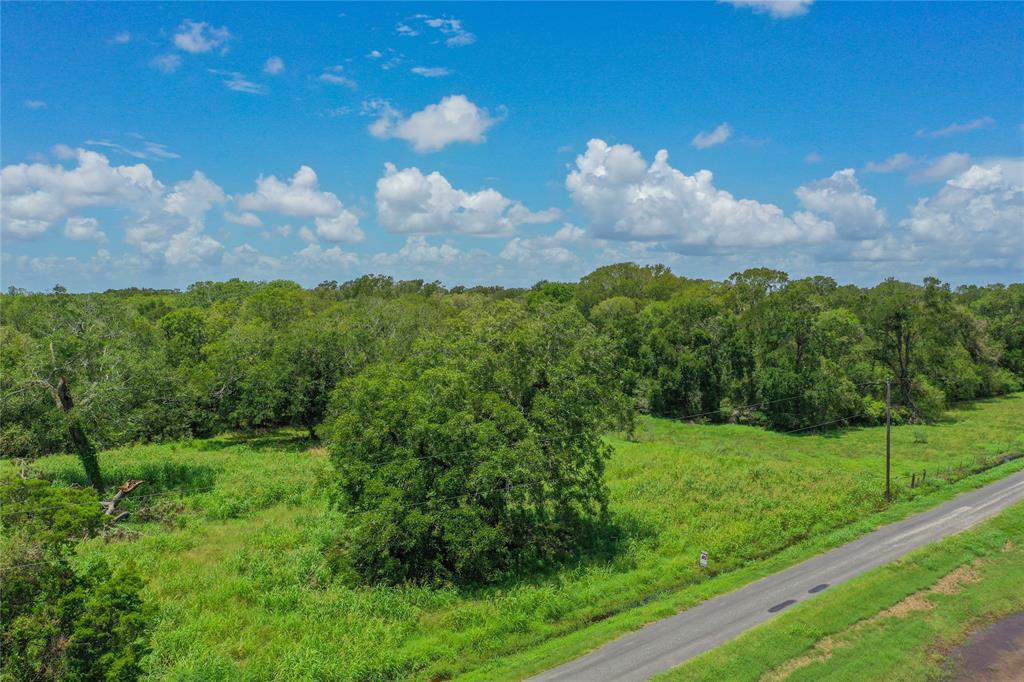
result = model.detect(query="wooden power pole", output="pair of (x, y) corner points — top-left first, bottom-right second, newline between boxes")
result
(885, 378), (892, 502)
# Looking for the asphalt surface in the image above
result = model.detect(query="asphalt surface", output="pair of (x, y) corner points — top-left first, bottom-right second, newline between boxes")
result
(528, 468), (1024, 682)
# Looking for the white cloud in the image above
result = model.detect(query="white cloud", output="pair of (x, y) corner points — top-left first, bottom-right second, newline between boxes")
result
(368, 50), (383, 59)
(318, 66), (357, 88)
(163, 171), (226, 226)
(165, 228), (223, 267)
(263, 56), (285, 75)
(223, 243), (281, 269)
(24, 100), (47, 109)
(722, 1), (814, 18)
(111, 31), (131, 44)
(901, 159), (1023, 266)
(566, 139), (834, 249)
(224, 211), (263, 227)
(373, 236), (461, 266)
(314, 213), (363, 243)
(209, 70), (267, 95)
(236, 165), (364, 242)
(293, 243), (360, 269)
(173, 19), (231, 54)
(84, 135), (180, 161)
(691, 123), (733, 149)
(501, 224), (586, 264)
(864, 152), (914, 173)
(909, 152), (973, 183)
(917, 117), (995, 138)
(64, 217), (106, 242)
(405, 15), (476, 46)
(411, 66), (452, 78)
(236, 166), (342, 216)
(1, 148), (164, 239)
(795, 169), (886, 239)
(298, 225), (317, 243)
(151, 54), (182, 73)
(369, 95), (501, 152)
(376, 163), (560, 236)
(318, 73), (357, 88)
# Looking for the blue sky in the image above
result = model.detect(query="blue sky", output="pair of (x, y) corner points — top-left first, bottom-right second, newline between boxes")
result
(2, 1), (1022, 291)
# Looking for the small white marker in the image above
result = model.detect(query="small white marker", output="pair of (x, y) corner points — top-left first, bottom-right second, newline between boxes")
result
(699, 550), (708, 569)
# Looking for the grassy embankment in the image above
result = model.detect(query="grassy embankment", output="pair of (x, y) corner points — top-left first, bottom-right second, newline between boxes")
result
(6, 393), (1023, 681)
(659, 501), (1024, 682)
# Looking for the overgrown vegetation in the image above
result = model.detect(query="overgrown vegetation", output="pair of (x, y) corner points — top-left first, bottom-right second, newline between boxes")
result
(1, 266), (1021, 678)
(1, 397), (1020, 681)
(0, 477), (152, 681)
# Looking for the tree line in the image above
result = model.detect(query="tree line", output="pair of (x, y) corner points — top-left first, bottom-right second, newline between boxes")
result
(3, 265), (1019, 464)
(1, 265), (1021, 589)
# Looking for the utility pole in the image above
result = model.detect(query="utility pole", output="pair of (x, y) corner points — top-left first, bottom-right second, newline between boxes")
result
(885, 378), (892, 502)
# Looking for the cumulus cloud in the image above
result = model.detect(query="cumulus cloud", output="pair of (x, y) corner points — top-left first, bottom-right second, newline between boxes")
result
(223, 243), (281, 269)
(173, 19), (231, 54)
(917, 116), (995, 138)
(293, 243), (360, 269)
(163, 171), (226, 226)
(411, 66), (452, 78)
(235, 165), (363, 242)
(24, 100), (47, 109)
(376, 163), (560, 236)
(111, 31), (131, 45)
(864, 152), (914, 173)
(1, 148), (164, 239)
(722, 1), (814, 18)
(151, 53), (182, 73)
(224, 211), (263, 227)
(373, 236), (462, 266)
(64, 217), (106, 242)
(691, 123), (733, 149)
(164, 228), (223, 267)
(795, 169), (887, 239)
(368, 95), (501, 152)
(909, 152), (973, 183)
(263, 56), (285, 75)
(901, 159), (1023, 266)
(566, 139), (834, 249)
(501, 224), (586, 264)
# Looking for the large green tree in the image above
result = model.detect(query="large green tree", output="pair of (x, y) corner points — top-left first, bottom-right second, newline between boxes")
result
(327, 301), (622, 584)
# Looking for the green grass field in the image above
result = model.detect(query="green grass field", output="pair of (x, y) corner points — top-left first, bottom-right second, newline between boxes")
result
(658, 502), (1024, 682)
(10, 393), (1024, 681)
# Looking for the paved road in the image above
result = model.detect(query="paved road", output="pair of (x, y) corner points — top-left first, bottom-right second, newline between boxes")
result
(528, 468), (1024, 682)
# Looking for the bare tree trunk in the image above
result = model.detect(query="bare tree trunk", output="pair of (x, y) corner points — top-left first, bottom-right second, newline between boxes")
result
(53, 377), (104, 493)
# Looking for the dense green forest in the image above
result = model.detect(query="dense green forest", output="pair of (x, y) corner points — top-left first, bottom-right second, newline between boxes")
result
(3, 264), (1021, 463)
(2, 263), (1022, 679)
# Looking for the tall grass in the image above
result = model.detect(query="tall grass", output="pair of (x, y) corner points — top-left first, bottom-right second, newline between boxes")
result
(8, 394), (1022, 681)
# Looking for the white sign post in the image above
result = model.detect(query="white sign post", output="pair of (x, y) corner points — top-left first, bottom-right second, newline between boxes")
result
(699, 550), (708, 569)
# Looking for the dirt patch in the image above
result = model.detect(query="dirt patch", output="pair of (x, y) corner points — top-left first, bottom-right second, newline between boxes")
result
(878, 564), (981, 617)
(761, 562), (983, 682)
(1001, 540), (1015, 553)
(948, 611), (1024, 682)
